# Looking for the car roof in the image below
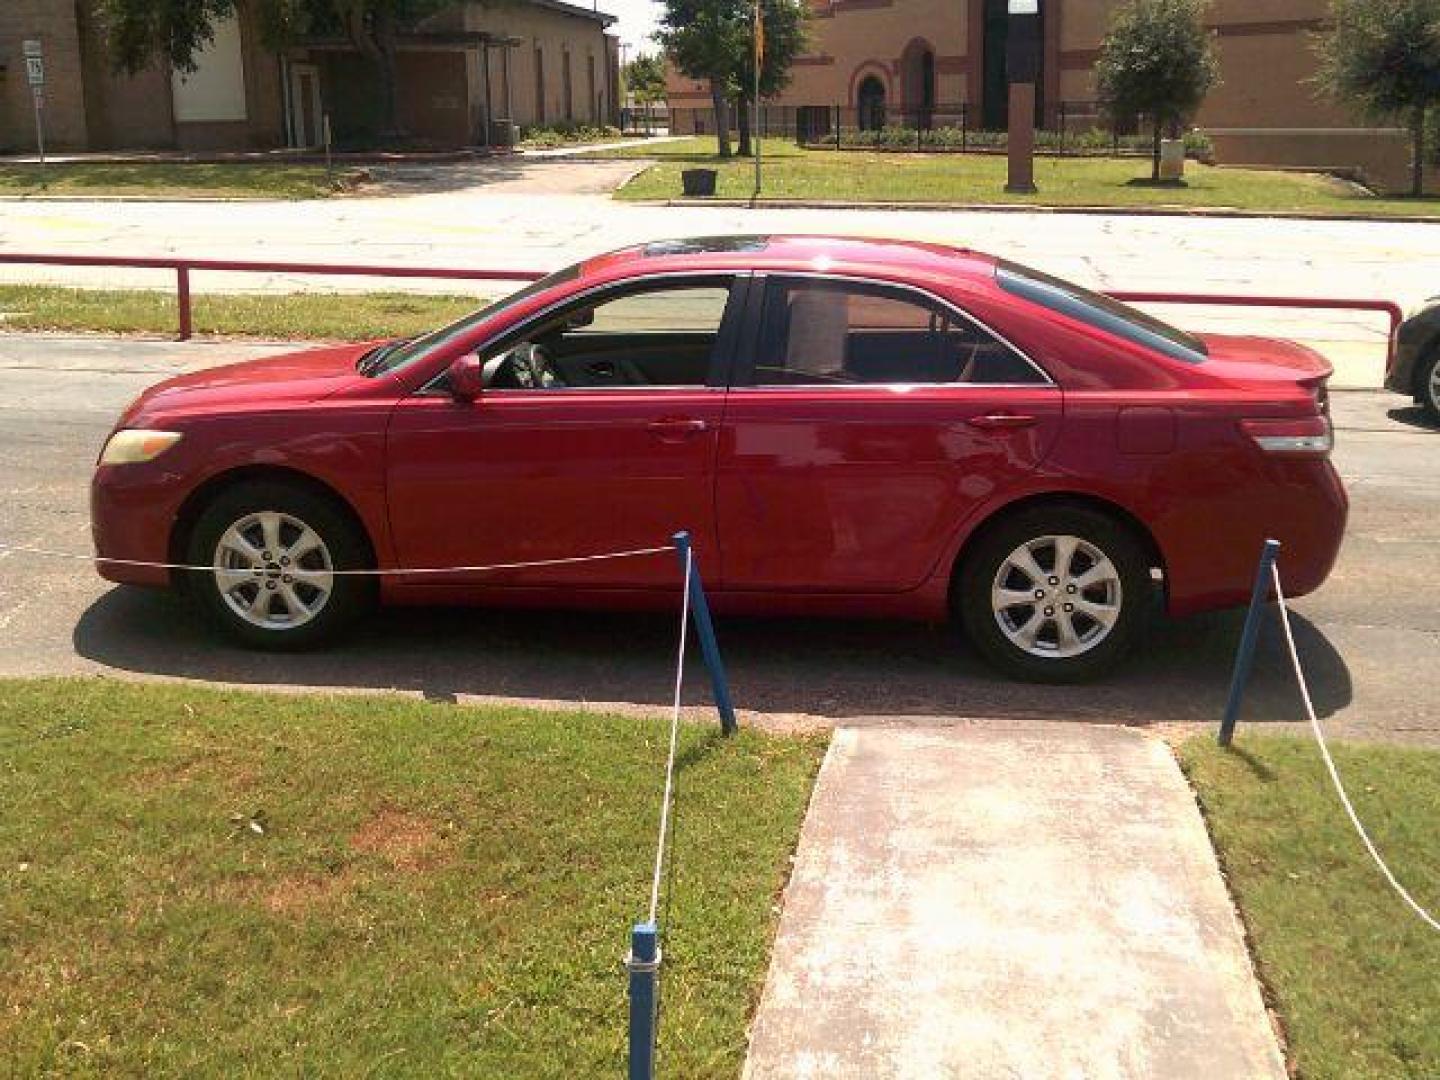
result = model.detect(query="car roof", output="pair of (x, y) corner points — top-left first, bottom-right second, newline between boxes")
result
(579, 235), (1000, 285)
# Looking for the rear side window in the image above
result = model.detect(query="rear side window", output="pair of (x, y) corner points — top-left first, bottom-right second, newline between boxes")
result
(752, 277), (1047, 386)
(996, 260), (1208, 365)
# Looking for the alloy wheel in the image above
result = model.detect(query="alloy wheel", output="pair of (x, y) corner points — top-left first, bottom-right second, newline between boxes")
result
(990, 534), (1123, 659)
(212, 510), (335, 630)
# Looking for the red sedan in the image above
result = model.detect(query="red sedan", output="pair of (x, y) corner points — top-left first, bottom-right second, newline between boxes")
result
(92, 236), (1346, 681)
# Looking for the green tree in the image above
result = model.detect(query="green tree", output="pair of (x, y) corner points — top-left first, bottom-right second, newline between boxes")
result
(658, 0), (807, 158)
(624, 53), (667, 106)
(1095, 0), (1220, 181)
(734, 0), (808, 156)
(94, 0), (451, 140)
(658, 0), (746, 157)
(1314, 0), (1440, 196)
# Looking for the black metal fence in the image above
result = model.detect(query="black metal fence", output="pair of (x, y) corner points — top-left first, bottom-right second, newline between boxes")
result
(667, 100), (1185, 157)
(619, 106), (670, 136)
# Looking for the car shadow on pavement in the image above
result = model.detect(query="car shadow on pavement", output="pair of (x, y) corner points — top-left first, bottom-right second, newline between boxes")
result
(72, 586), (1351, 728)
(1386, 405), (1439, 433)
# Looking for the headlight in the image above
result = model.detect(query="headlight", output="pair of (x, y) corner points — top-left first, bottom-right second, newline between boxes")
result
(99, 429), (183, 466)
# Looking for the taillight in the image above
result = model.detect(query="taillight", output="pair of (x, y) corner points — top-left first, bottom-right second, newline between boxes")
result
(1241, 416), (1334, 456)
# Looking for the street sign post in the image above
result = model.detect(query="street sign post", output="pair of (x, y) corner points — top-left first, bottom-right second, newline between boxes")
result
(23, 40), (46, 163)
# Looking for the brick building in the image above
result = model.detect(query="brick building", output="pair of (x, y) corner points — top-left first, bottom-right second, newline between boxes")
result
(667, 0), (1422, 193)
(0, 0), (620, 153)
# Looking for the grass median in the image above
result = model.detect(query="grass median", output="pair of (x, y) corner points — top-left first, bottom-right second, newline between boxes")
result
(0, 678), (825, 1076)
(0, 163), (366, 200)
(1181, 735), (1440, 1079)
(0, 285), (484, 340)
(596, 137), (1440, 216)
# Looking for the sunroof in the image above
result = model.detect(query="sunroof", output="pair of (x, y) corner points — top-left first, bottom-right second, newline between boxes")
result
(640, 236), (771, 257)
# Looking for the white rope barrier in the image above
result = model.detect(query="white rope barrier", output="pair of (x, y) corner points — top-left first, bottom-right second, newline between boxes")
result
(1270, 563), (1440, 934)
(0, 542), (672, 577)
(648, 545), (693, 926)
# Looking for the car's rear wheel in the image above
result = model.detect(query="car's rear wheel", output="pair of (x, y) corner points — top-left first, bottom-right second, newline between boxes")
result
(957, 506), (1151, 683)
(1419, 349), (1440, 423)
(185, 480), (373, 650)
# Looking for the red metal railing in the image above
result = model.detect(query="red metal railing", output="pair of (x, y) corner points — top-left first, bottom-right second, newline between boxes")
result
(1109, 291), (1403, 360)
(0, 253), (547, 340)
(0, 252), (1403, 364)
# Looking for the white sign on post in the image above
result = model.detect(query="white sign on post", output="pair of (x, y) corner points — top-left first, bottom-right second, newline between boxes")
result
(22, 41), (46, 162)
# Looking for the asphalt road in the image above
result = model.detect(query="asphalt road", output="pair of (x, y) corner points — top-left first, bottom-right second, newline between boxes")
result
(0, 334), (1435, 743)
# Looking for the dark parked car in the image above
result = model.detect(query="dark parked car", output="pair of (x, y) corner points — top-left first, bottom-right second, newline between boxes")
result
(1386, 295), (1440, 422)
(92, 235), (1347, 682)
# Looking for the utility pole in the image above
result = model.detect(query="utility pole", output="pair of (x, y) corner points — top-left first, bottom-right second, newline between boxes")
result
(1004, 0), (1039, 194)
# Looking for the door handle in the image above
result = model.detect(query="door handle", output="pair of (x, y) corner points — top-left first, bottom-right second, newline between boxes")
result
(646, 417), (709, 440)
(967, 413), (1037, 431)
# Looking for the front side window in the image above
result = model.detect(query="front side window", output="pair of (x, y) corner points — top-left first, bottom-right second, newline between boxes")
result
(365, 265), (579, 377)
(481, 280), (734, 390)
(753, 277), (1046, 386)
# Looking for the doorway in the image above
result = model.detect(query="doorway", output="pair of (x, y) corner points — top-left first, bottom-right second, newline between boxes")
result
(288, 62), (324, 147)
(856, 76), (886, 131)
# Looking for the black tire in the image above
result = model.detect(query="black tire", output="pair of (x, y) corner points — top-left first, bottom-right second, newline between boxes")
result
(956, 505), (1152, 683)
(1418, 349), (1440, 424)
(184, 480), (374, 650)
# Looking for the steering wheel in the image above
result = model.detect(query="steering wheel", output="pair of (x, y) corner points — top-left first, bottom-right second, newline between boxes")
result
(506, 343), (561, 389)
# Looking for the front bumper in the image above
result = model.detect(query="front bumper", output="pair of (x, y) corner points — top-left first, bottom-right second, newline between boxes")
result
(90, 463), (187, 587)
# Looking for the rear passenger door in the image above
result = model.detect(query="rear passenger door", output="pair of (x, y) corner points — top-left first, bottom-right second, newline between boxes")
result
(716, 274), (1062, 593)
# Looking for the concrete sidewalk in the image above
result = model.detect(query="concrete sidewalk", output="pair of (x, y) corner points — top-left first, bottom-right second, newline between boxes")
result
(744, 723), (1285, 1079)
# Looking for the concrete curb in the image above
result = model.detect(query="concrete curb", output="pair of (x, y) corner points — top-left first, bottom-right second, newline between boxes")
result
(650, 197), (1440, 224)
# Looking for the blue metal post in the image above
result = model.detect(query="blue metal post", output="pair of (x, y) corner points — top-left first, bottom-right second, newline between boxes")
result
(627, 921), (660, 1080)
(672, 531), (739, 736)
(1219, 539), (1282, 746)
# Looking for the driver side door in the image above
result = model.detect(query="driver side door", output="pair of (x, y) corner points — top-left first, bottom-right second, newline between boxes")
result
(384, 274), (746, 592)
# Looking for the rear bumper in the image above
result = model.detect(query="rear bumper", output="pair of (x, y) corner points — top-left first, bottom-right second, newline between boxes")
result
(90, 464), (184, 587)
(1163, 459), (1347, 616)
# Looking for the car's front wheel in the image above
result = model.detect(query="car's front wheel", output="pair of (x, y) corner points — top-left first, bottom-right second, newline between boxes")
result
(957, 506), (1152, 683)
(185, 480), (374, 649)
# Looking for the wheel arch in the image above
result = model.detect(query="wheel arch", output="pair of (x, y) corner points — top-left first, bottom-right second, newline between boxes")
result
(948, 491), (1167, 602)
(168, 465), (379, 586)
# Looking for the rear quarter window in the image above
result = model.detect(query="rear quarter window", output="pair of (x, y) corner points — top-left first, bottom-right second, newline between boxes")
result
(996, 261), (1208, 365)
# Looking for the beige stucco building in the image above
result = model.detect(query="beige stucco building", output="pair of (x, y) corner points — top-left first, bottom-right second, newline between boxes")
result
(1, 0), (620, 153)
(667, 0), (1422, 192)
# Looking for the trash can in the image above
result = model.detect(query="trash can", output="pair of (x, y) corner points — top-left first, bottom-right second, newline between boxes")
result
(489, 119), (517, 149)
(681, 168), (717, 197)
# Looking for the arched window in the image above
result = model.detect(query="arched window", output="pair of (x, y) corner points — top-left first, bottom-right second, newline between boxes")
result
(857, 76), (886, 131)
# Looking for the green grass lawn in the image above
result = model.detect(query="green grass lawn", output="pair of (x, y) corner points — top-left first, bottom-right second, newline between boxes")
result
(1180, 736), (1440, 1079)
(0, 285), (485, 340)
(0, 679), (825, 1076)
(0, 163), (366, 200)
(597, 137), (1440, 216)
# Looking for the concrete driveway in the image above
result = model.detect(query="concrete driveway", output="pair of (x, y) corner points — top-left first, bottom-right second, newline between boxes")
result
(0, 333), (1435, 744)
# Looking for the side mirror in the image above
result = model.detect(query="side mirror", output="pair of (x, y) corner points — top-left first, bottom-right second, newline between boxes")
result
(564, 308), (595, 330)
(448, 354), (485, 402)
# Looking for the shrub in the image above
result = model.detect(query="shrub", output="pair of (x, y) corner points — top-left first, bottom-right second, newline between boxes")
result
(518, 123), (622, 149)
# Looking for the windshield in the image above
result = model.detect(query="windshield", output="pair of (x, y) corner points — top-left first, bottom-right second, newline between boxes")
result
(363, 265), (580, 376)
(996, 260), (1208, 364)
